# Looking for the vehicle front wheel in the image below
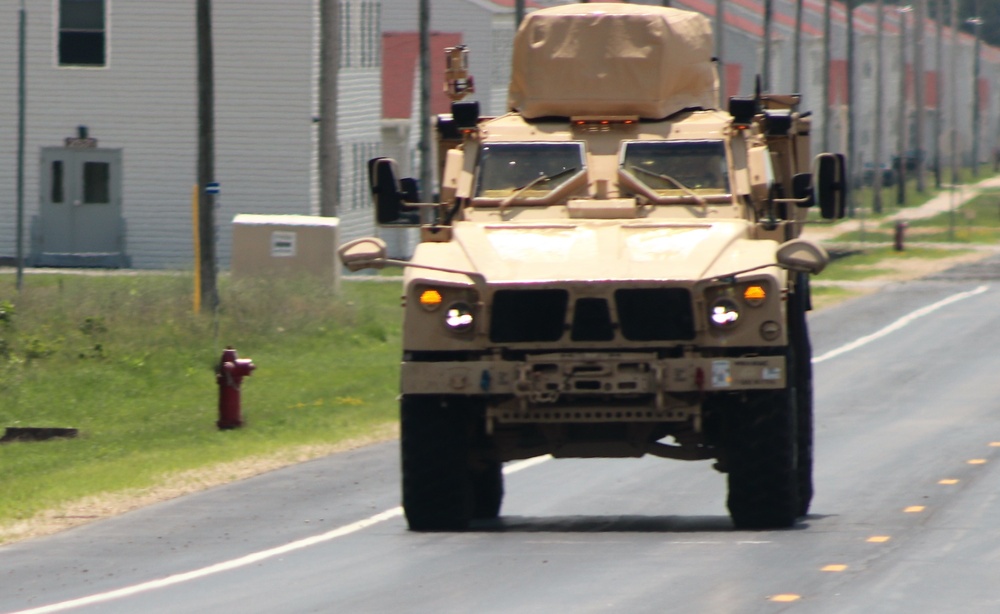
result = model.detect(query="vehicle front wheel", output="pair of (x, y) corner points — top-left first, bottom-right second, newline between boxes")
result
(724, 383), (800, 530)
(789, 273), (814, 517)
(400, 395), (474, 531)
(472, 459), (504, 520)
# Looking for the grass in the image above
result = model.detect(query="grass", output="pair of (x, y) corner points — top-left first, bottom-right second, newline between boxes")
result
(821, 174), (1000, 244)
(809, 284), (857, 310)
(0, 272), (403, 539)
(818, 246), (973, 282)
(807, 179), (995, 308)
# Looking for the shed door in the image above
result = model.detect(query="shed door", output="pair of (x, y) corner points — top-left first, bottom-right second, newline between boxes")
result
(39, 148), (123, 255)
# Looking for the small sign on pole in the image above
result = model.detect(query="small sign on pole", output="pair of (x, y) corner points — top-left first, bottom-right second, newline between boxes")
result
(205, 182), (220, 195)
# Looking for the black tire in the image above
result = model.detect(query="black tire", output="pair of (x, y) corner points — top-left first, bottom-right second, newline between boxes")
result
(400, 395), (474, 531)
(789, 272), (815, 517)
(472, 460), (504, 520)
(724, 382), (800, 530)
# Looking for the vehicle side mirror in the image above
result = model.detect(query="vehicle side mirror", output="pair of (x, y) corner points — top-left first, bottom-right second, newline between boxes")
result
(777, 238), (829, 275)
(338, 237), (389, 272)
(368, 157), (421, 226)
(814, 153), (847, 220)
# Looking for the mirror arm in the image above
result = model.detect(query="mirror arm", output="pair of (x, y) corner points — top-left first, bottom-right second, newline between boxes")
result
(351, 257), (487, 296)
(772, 197), (810, 205)
(706, 260), (814, 284)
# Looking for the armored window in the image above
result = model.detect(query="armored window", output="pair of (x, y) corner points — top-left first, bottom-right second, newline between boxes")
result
(476, 142), (586, 200)
(621, 140), (729, 195)
(59, 0), (106, 67)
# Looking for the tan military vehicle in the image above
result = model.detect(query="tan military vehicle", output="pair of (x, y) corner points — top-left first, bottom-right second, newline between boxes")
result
(340, 3), (846, 530)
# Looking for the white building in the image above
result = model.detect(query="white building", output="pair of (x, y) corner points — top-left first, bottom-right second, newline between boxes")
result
(0, 0), (382, 269)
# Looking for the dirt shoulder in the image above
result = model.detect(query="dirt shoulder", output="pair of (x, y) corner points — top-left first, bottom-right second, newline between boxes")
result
(0, 423), (399, 545)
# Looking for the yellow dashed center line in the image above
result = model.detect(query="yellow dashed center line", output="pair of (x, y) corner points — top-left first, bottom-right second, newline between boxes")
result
(775, 443), (996, 606)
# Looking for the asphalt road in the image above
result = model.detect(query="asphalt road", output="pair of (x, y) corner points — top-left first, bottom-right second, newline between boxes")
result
(3, 257), (1000, 613)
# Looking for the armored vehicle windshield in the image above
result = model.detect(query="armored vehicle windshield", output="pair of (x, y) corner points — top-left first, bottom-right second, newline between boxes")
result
(475, 141), (586, 200)
(621, 139), (730, 196)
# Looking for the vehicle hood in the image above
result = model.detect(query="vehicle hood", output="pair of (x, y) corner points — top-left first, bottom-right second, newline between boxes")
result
(409, 220), (780, 285)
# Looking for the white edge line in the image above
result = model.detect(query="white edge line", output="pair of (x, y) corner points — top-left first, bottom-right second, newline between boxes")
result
(11, 456), (552, 614)
(812, 285), (989, 364)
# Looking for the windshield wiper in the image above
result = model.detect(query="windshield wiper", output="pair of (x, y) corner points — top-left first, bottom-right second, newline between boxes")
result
(628, 165), (707, 207)
(499, 167), (578, 210)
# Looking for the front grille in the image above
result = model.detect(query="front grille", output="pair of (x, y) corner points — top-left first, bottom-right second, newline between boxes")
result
(615, 288), (695, 341)
(571, 298), (615, 341)
(489, 287), (694, 343)
(490, 289), (568, 342)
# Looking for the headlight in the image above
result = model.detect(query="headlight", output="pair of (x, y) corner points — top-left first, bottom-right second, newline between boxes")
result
(709, 298), (741, 328)
(444, 302), (475, 332)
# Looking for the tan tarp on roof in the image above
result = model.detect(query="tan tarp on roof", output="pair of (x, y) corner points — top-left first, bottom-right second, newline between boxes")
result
(508, 3), (719, 120)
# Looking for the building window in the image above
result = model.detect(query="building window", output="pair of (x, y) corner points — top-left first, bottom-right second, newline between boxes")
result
(360, 1), (381, 68)
(59, 0), (106, 67)
(339, 1), (351, 68)
(350, 142), (379, 209)
(51, 161), (65, 203)
(339, 1), (381, 69)
(83, 162), (110, 203)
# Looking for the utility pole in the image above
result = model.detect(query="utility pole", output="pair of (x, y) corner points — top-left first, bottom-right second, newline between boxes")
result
(716, 0), (726, 98)
(822, 0), (832, 152)
(874, 0), (885, 214)
(847, 0), (856, 215)
(516, 0), (525, 28)
(196, 0), (219, 312)
(933, 0), (943, 188)
(16, 0), (26, 291)
(794, 0), (803, 93)
(763, 0), (773, 92)
(969, 12), (983, 177)
(319, 0), (340, 217)
(419, 0), (432, 202)
(950, 0), (959, 187)
(896, 5), (911, 207)
(914, 0), (926, 192)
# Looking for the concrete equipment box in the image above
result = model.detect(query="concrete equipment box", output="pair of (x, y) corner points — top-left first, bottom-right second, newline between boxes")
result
(231, 214), (340, 289)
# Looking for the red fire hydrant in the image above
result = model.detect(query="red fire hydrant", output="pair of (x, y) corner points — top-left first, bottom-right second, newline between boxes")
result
(217, 347), (255, 430)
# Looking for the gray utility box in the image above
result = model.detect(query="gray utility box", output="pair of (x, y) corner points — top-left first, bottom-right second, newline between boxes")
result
(231, 214), (340, 289)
